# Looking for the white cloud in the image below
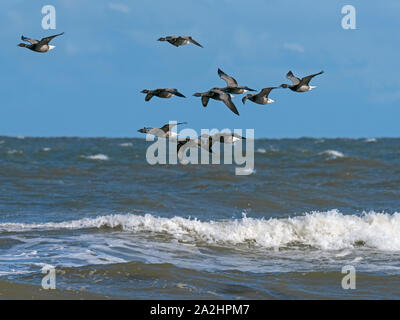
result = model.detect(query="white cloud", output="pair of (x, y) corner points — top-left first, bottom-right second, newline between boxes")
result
(108, 3), (130, 14)
(283, 42), (305, 53)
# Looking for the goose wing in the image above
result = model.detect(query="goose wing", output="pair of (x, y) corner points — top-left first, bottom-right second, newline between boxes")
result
(165, 88), (186, 98)
(286, 71), (301, 85)
(218, 69), (238, 87)
(39, 32), (64, 45)
(201, 95), (210, 107)
(259, 87), (278, 98)
(177, 138), (200, 161)
(214, 89), (240, 116)
(160, 122), (187, 133)
(145, 93), (154, 101)
(299, 71), (324, 86)
(168, 36), (181, 47)
(21, 35), (39, 44)
(188, 37), (203, 48)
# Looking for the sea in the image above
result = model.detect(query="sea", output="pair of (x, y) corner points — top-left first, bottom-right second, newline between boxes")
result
(0, 136), (399, 299)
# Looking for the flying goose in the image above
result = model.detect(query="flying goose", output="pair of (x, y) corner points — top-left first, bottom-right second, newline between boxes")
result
(141, 88), (186, 101)
(193, 88), (239, 116)
(158, 36), (203, 48)
(137, 122), (187, 138)
(202, 132), (246, 145)
(18, 32), (64, 53)
(177, 136), (213, 161)
(280, 71), (324, 92)
(177, 133), (245, 160)
(242, 87), (279, 105)
(217, 68), (256, 95)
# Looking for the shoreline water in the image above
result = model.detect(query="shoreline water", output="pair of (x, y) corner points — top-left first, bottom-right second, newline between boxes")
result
(1, 137), (399, 299)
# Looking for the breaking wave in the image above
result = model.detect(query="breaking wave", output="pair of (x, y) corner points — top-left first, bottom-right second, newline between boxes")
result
(82, 154), (109, 161)
(319, 150), (345, 159)
(1, 210), (400, 251)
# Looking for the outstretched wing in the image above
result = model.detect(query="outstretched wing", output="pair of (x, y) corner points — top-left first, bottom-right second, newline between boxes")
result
(177, 139), (200, 162)
(259, 87), (278, 98)
(286, 71), (301, 85)
(39, 32), (64, 45)
(201, 96), (210, 107)
(218, 68), (238, 87)
(160, 122), (187, 133)
(169, 36), (181, 47)
(188, 37), (203, 48)
(299, 71), (324, 86)
(21, 35), (39, 44)
(165, 89), (186, 98)
(215, 90), (239, 116)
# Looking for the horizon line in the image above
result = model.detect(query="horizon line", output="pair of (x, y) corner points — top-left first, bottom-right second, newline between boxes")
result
(0, 135), (398, 140)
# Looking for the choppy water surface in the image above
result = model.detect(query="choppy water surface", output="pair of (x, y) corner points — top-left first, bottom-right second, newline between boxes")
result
(0, 137), (399, 299)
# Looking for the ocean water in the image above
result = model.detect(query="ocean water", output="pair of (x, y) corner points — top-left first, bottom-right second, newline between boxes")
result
(0, 136), (399, 299)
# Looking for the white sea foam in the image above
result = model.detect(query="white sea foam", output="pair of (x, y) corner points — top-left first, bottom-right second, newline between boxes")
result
(319, 150), (344, 159)
(2, 210), (400, 251)
(83, 154), (109, 161)
(7, 149), (23, 155)
(119, 142), (133, 147)
(256, 147), (278, 154)
(42, 147), (51, 152)
(365, 138), (377, 143)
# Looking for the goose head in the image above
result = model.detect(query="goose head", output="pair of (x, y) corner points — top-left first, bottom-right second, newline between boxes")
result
(138, 127), (150, 133)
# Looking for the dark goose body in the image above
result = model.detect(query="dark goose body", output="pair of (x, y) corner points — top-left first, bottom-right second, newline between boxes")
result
(18, 33), (64, 53)
(158, 36), (203, 48)
(281, 71), (324, 92)
(141, 88), (186, 101)
(193, 88), (240, 116)
(242, 87), (278, 105)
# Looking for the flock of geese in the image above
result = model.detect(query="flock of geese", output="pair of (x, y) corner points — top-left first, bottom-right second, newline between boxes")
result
(18, 33), (324, 158)
(140, 67), (324, 117)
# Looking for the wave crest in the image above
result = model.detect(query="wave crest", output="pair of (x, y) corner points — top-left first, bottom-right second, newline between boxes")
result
(2, 210), (400, 251)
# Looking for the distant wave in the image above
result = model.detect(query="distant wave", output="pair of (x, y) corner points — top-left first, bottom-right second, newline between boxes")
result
(365, 138), (377, 143)
(119, 143), (133, 147)
(1, 210), (400, 251)
(319, 150), (345, 159)
(82, 154), (109, 161)
(7, 149), (23, 155)
(256, 147), (279, 154)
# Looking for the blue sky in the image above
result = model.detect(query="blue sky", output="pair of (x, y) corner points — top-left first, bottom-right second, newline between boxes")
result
(0, 0), (399, 138)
